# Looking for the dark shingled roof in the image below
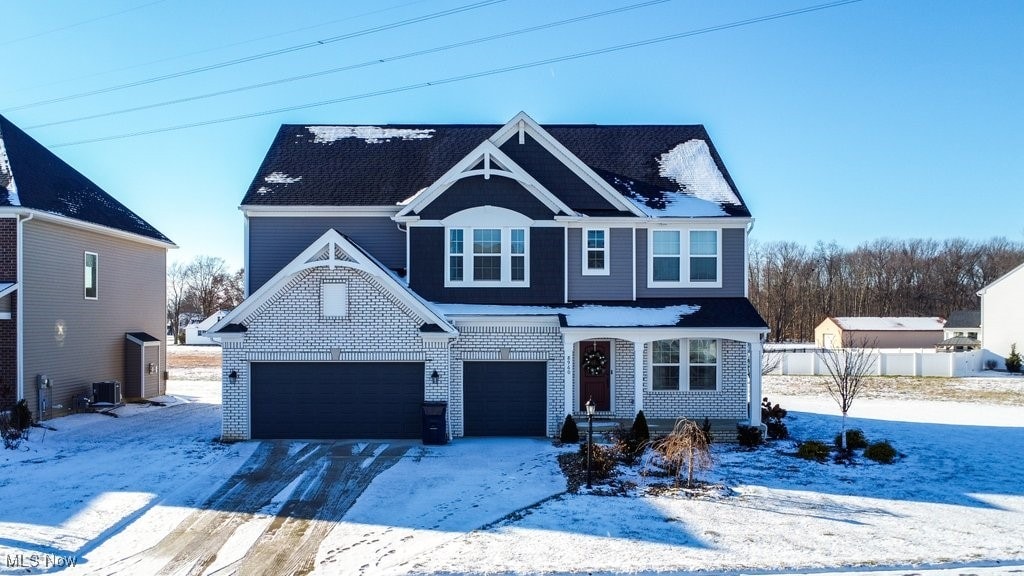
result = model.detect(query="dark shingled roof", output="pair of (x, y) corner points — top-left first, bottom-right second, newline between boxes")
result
(946, 310), (980, 329)
(241, 123), (750, 217)
(0, 114), (172, 243)
(565, 298), (768, 329)
(125, 332), (161, 343)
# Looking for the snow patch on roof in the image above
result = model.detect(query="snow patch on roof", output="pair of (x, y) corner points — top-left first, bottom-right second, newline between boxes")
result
(0, 136), (20, 206)
(435, 303), (700, 327)
(264, 171), (302, 184)
(624, 192), (728, 217)
(832, 317), (946, 331)
(306, 126), (435, 144)
(658, 140), (741, 206)
(398, 188), (426, 206)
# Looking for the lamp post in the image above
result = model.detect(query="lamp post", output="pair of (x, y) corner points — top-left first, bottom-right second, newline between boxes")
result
(585, 397), (595, 489)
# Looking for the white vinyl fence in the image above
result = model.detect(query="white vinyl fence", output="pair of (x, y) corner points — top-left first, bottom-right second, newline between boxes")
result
(769, 349), (982, 377)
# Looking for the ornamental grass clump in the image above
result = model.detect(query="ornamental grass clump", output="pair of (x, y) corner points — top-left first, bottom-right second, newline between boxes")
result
(655, 418), (713, 488)
(796, 440), (831, 463)
(864, 440), (898, 464)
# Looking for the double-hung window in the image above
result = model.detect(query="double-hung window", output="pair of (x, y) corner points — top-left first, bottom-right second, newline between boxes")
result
(84, 252), (98, 299)
(648, 229), (720, 286)
(447, 227), (529, 286)
(650, 338), (719, 391)
(582, 228), (609, 275)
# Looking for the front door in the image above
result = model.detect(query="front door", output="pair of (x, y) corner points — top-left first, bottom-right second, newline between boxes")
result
(579, 340), (611, 411)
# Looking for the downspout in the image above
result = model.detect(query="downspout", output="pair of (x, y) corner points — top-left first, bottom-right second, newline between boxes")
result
(16, 212), (33, 401)
(563, 227), (568, 303)
(242, 214), (250, 297)
(744, 219), (754, 299)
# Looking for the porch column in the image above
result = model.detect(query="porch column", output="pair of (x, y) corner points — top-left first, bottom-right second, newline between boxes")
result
(633, 340), (645, 414)
(563, 338), (574, 416)
(749, 340), (763, 427)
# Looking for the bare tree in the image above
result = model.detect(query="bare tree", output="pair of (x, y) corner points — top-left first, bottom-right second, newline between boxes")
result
(185, 256), (229, 318)
(817, 339), (877, 449)
(167, 261), (190, 345)
(657, 419), (713, 488)
(761, 348), (783, 376)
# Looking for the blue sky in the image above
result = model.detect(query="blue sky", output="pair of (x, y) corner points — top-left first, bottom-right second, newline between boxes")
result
(2, 0), (1021, 270)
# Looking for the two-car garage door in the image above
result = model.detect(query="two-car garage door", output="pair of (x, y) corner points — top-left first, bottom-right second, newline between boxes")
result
(249, 360), (548, 439)
(250, 362), (424, 439)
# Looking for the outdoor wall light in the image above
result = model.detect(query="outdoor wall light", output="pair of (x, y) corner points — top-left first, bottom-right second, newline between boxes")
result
(430, 369), (440, 386)
(229, 370), (238, 384)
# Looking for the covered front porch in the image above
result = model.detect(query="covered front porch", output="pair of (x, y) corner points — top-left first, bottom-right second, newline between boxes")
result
(560, 327), (766, 436)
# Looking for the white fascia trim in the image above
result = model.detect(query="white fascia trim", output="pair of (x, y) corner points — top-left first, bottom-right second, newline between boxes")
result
(0, 283), (17, 299)
(490, 112), (646, 217)
(977, 259), (1024, 296)
(209, 229), (456, 336)
(241, 205), (401, 217)
(0, 207), (176, 249)
(395, 140), (576, 218)
(0, 313), (10, 320)
(407, 218), (562, 228)
(561, 326), (768, 345)
(449, 314), (563, 328)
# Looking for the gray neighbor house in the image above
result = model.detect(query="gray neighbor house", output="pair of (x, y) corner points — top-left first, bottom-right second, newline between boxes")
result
(0, 114), (174, 421)
(210, 112), (769, 441)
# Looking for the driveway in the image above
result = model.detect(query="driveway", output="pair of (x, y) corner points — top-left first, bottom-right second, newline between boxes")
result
(90, 440), (410, 576)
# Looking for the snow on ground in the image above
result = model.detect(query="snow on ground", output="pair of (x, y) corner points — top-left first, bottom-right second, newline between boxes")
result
(313, 397), (1024, 576)
(0, 380), (252, 575)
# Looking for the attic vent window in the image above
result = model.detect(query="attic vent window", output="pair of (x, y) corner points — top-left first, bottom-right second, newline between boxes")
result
(322, 283), (348, 317)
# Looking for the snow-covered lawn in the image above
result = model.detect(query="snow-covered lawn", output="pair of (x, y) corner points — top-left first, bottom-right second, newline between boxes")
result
(1, 371), (1022, 575)
(316, 396), (1024, 575)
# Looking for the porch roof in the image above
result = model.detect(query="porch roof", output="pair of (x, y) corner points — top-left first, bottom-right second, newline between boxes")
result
(434, 298), (767, 329)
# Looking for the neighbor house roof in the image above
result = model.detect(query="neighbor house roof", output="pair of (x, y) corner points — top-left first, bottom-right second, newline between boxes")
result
(829, 317), (945, 331)
(945, 310), (980, 329)
(0, 114), (172, 244)
(241, 121), (750, 217)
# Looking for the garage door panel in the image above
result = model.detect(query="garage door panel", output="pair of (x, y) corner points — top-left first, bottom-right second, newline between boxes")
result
(463, 361), (546, 437)
(251, 362), (423, 439)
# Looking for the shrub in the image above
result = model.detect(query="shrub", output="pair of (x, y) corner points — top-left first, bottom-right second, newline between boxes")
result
(834, 428), (868, 450)
(609, 425), (647, 465)
(630, 410), (650, 442)
(12, 400), (31, 430)
(580, 441), (618, 479)
(796, 440), (831, 462)
(0, 409), (27, 450)
(1006, 344), (1022, 373)
(864, 440), (897, 464)
(736, 424), (763, 448)
(762, 397), (789, 440)
(701, 416), (714, 445)
(559, 414), (579, 443)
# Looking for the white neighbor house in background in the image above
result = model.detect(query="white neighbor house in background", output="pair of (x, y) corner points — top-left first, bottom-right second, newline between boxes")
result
(185, 311), (228, 345)
(977, 261), (1024, 367)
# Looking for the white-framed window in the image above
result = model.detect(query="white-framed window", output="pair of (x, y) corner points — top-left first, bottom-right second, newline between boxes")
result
(84, 252), (98, 299)
(445, 227), (529, 287)
(650, 338), (719, 391)
(321, 283), (348, 317)
(647, 229), (721, 287)
(582, 228), (609, 275)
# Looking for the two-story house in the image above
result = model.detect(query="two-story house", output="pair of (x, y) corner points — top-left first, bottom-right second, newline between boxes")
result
(210, 112), (768, 440)
(1, 114), (174, 420)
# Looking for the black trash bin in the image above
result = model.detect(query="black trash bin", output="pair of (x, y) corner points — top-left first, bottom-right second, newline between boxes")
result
(422, 401), (448, 445)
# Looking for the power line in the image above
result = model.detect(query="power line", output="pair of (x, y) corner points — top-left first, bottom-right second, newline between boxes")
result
(26, 0), (672, 130)
(0, 0), (168, 48)
(50, 0), (865, 148)
(0, 0), (433, 97)
(1, 0), (506, 113)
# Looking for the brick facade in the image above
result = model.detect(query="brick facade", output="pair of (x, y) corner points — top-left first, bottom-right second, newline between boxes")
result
(0, 219), (16, 408)
(640, 339), (749, 421)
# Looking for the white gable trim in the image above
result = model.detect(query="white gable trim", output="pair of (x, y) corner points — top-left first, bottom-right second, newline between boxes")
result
(394, 140), (576, 219)
(489, 112), (647, 217)
(0, 282), (17, 299)
(977, 260), (1024, 296)
(209, 229), (456, 336)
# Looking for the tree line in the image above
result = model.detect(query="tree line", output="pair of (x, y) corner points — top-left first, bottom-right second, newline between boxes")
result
(167, 256), (244, 343)
(749, 237), (1024, 342)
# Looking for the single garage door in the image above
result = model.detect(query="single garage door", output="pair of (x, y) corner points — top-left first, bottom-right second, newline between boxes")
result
(251, 362), (424, 439)
(463, 361), (547, 436)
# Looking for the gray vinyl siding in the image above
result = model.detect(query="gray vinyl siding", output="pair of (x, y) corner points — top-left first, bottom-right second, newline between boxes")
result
(21, 219), (167, 419)
(636, 226), (746, 298)
(247, 215), (405, 293)
(567, 228), (633, 301)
